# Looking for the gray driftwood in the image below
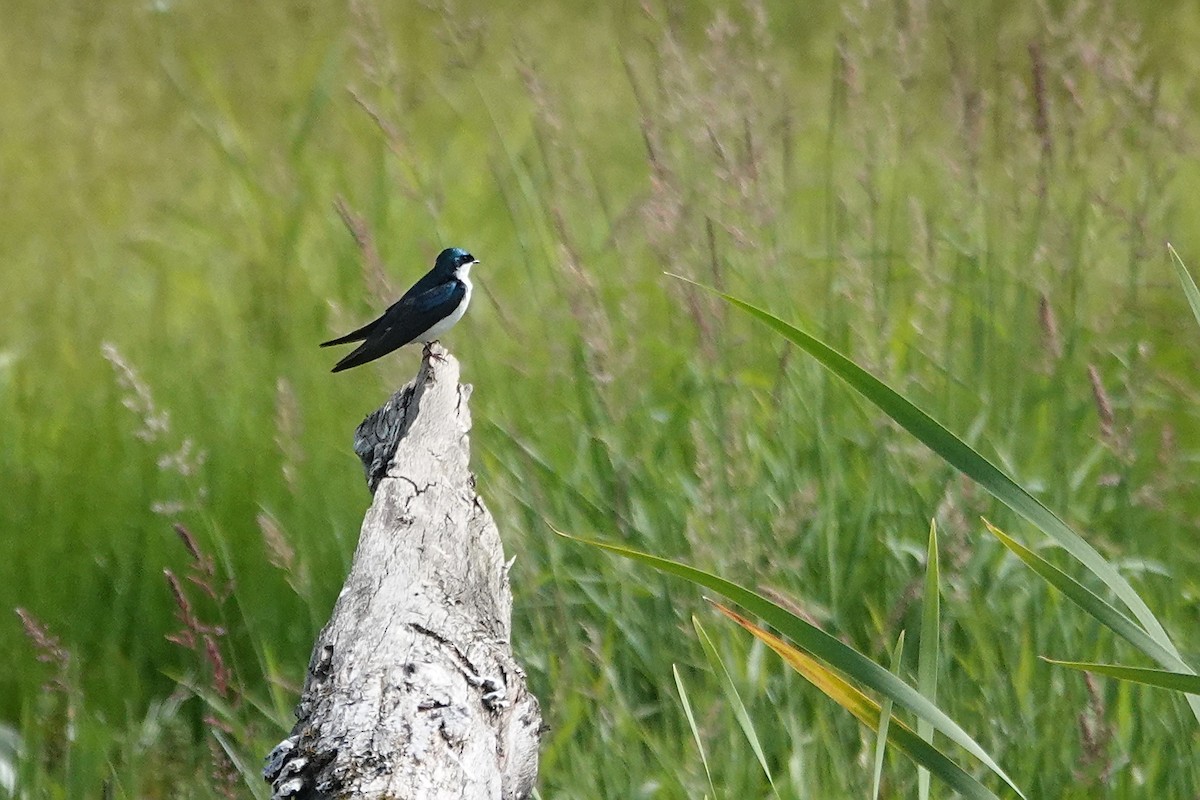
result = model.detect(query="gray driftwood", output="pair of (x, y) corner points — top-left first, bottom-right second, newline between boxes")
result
(264, 344), (542, 799)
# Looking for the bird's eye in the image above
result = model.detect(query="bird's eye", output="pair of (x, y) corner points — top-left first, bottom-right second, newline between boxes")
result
(459, 253), (473, 265)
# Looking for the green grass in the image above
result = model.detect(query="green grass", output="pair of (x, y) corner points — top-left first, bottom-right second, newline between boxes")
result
(3, 0), (1200, 797)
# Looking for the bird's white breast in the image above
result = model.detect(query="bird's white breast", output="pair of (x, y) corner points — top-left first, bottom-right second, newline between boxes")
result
(416, 265), (472, 343)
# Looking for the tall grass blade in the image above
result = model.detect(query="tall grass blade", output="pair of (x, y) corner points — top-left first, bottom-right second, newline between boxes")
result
(693, 617), (780, 798)
(918, 520), (941, 800)
(674, 277), (1200, 720)
(983, 522), (1178, 667)
(1167, 244), (1200, 330)
(715, 603), (1000, 800)
(560, 530), (1025, 797)
(674, 664), (718, 799)
(872, 631), (906, 800)
(211, 729), (271, 800)
(1040, 660), (1200, 694)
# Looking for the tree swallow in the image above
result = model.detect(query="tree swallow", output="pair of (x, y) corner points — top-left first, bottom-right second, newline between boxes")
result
(321, 247), (479, 372)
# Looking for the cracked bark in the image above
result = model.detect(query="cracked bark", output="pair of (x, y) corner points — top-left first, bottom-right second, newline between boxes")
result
(264, 343), (542, 799)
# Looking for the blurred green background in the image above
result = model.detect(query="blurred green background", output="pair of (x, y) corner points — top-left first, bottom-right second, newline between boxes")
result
(3, 0), (1200, 796)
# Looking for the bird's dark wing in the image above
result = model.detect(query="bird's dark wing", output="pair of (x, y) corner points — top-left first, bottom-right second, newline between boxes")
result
(329, 281), (465, 373)
(320, 315), (383, 347)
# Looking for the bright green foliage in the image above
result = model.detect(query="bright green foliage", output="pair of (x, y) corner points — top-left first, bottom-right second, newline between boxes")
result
(715, 602), (1001, 800)
(569, 532), (1022, 797)
(3, 1), (1200, 797)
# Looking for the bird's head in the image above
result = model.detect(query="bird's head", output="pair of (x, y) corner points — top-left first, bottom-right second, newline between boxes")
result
(436, 247), (479, 278)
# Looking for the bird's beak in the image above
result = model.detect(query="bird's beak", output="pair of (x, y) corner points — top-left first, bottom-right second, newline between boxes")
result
(472, 259), (481, 266)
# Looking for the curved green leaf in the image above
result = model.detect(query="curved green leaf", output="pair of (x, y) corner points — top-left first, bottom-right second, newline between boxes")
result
(984, 522), (1178, 668)
(693, 617), (779, 797)
(1043, 659), (1200, 695)
(559, 530), (1025, 798)
(716, 603), (1000, 800)
(671, 276), (1199, 718)
(1167, 244), (1200, 331)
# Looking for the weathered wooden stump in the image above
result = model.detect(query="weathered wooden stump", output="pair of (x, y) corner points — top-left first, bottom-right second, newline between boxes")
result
(264, 344), (542, 799)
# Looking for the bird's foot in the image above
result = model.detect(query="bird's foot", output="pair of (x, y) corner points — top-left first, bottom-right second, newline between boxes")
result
(423, 341), (449, 363)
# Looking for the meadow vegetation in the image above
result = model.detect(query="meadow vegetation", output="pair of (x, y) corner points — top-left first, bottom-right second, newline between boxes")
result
(2, 1), (1199, 796)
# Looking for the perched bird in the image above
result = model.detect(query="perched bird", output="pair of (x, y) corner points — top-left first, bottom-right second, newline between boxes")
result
(321, 247), (479, 372)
